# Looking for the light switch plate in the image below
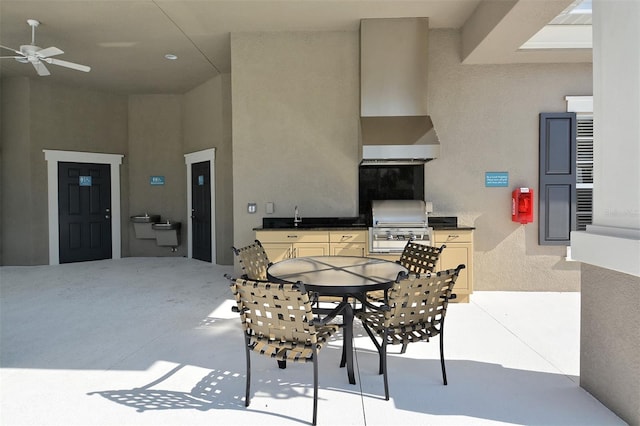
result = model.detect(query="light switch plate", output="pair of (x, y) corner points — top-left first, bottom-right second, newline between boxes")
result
(266, 202), (274, 214)
(247, 203), (257, 214)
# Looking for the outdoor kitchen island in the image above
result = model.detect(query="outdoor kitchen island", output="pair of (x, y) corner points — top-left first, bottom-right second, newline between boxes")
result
(254, 216), (474, 302)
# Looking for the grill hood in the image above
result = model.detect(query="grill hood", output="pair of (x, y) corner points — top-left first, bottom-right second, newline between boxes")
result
(359, 18), (439, 165)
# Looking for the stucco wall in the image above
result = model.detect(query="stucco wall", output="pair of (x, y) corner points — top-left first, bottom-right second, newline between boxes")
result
(580, 263), (640, 425)
(1, 78), (33, 265)
(128, 95), (186, 257)
(427, 29), (591, 290)
(230, 29), (591, 291)
(231, 31), (360, 249)
(0, 77), (129, 265)
(576, 4), (640, 424)
(183, 74), (234, 265)
(1, 75), (231, 265)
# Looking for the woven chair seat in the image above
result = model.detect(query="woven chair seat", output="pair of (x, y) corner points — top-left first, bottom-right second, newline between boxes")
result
(249, 324), (340, 363)
(357, 310), (441, 346)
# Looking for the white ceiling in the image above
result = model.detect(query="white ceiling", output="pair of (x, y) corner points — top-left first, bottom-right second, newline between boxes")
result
(0, 0), (591, 95)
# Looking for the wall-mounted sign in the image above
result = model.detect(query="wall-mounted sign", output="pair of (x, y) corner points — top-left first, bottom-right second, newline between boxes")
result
(150, 176), (165, 186)
(79, 176), (92, 187)
(198, 175), (205, 186)
(485, 172), (509, 187)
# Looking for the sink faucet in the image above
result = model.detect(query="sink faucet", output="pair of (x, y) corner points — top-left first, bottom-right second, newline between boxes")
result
(294, 205), (302, 227)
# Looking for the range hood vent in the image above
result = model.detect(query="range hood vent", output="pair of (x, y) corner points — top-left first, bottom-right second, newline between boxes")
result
(359, 18), (439, 164)
(360, 116), (440, 165)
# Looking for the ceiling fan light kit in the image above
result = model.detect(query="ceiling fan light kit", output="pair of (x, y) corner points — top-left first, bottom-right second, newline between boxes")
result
(0, 18), (91, 76)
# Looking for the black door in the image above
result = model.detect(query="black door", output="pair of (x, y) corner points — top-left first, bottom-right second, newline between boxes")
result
(58, 162), (112, 263)
(192, 161), (212, 262)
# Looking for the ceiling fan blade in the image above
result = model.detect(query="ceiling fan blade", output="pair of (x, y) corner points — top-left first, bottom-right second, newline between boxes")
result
(32, 61), (50, 76)
(45, 58), (91, 72)
(37, 46), (64, 58)
(0, 44), (22, 55)
(0, 56), (23, 59)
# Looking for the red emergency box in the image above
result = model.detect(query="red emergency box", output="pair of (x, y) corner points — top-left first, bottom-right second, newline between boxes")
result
(512, 188), (534, 224)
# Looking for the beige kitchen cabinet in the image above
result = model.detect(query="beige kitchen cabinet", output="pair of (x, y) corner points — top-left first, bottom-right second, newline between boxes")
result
(329, 230), (367, 257)
(433, 229), (474, 303)
(366, 252), (401, 263)
(256, 230), (330, 262)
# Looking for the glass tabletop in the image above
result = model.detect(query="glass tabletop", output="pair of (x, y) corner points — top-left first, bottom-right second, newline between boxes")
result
(267, 255), (408, 295)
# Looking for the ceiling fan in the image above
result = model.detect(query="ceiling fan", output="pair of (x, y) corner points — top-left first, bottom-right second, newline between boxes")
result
(0, 19), (91, 76)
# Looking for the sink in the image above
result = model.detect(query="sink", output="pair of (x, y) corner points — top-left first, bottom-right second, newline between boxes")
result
(131, 214), (162, 239)
(130, 214), (161, 223)
(152, 221), (181, 231)
(152, 221), (182, 248)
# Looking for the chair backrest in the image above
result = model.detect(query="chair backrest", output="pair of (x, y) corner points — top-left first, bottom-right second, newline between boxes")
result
(385, 264), (465, 330)
(229, 277), (319, 357)
(398, 242), (446, 275)
(232, 240), (272, 280)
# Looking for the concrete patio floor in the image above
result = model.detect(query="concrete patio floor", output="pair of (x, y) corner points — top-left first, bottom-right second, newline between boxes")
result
(0, 257), (625, 425)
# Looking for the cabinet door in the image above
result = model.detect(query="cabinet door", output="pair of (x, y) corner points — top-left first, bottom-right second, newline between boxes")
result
(437, 245), (470, 292)
(331, 243), (365, 257)
(295, 243), (330, 258)
(261, 243), (293, 263)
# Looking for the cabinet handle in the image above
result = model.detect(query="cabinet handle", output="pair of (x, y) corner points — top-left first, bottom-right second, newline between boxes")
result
(448, 234), (459, 240)
(287, 235), (298, 239)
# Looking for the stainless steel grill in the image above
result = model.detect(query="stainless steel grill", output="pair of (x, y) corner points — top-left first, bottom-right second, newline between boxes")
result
(369, 200), (433, 253)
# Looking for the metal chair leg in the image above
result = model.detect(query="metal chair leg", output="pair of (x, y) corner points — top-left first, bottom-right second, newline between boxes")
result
(382, 331), (389, 400)
(440, 325), (447, 386)
(312, 348), (318, 425)
(244, 337), (251, 406)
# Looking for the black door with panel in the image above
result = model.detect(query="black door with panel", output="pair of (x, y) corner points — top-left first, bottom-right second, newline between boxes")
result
(191, 161), (212, 262)
(58, 162), (112, 263)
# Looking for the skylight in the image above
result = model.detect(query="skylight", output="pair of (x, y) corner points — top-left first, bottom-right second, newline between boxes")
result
(520, 0), (592, 50)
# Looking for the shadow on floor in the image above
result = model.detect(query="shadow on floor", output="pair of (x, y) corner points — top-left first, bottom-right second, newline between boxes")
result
(88, 348), (587, 426)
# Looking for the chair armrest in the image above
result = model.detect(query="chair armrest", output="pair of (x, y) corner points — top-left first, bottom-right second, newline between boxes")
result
(360, 298), (391, 312)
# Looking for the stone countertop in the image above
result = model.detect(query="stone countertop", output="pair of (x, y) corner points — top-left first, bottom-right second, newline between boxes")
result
(429, 216), (475, 231)
(254, 225), (474, 231)
(254, 226), (369, 231)
(431, 226), (476, 231)
(254, 216), (474, 231)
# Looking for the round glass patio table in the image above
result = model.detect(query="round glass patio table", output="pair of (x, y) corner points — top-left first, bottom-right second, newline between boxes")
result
(267, 255), (408, 384)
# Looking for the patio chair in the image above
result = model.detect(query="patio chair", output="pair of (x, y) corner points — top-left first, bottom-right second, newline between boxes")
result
(228, 276), (349, 426)
(232, 239), (272, 280)
(398, 242), (446, 275)
(368, 242), (446, 304)
(356, 264), (465, 400)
